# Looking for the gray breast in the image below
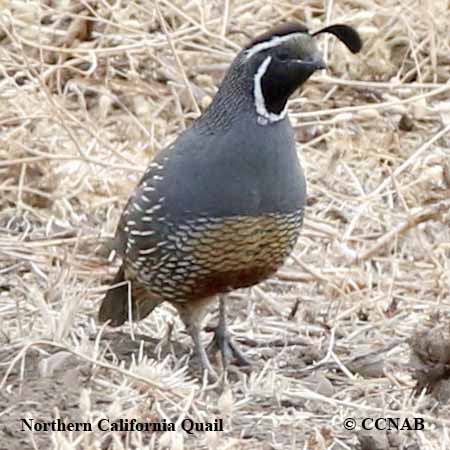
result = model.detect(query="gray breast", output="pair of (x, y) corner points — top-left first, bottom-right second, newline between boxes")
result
(159, 111), (306, 220)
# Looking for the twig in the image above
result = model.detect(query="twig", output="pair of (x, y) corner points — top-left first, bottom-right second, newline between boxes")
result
(154, 0), (200, 115)
(352, 199), (450, 263)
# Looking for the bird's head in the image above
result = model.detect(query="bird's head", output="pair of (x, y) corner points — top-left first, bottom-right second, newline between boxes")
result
(240, 23), (362, 123)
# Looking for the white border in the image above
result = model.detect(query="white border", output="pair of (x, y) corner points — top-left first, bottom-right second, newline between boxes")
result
(253, 56), (288, 124)
(245, 32), (305, 60)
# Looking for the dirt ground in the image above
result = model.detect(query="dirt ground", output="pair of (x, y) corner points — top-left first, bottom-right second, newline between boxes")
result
(1, 1), (450, 449)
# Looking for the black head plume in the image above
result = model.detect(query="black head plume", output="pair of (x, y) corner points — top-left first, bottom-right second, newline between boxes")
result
(312, 24), (362, 54)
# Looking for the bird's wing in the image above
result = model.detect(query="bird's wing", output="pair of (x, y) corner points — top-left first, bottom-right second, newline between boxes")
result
(111, 144), (174, 262)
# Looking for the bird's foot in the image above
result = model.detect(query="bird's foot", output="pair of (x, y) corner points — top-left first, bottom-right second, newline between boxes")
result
(184, 323), (219, 383)
(197, 348), (219, 383)
(210, 326), (251, 368)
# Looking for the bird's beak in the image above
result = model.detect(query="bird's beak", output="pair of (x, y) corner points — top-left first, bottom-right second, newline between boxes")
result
(301, 56), (326, 71)
(311, 57), (326, 70)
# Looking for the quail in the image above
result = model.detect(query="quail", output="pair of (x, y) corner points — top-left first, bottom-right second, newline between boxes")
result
(99, 22), (362, 379)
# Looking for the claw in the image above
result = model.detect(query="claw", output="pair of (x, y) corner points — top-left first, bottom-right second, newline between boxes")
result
(210, 298), (251, 369)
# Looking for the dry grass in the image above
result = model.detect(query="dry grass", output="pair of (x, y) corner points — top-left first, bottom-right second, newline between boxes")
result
(1, 0), (450, 449)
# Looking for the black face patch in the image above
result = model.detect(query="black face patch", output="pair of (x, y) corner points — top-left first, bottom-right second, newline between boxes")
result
(246, 22), (309, 50)
(260, 56), (317, 115)
(249, 35), (323, 117)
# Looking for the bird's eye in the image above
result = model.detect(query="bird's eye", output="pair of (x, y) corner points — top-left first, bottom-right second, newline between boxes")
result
(277, 51), (290, 62)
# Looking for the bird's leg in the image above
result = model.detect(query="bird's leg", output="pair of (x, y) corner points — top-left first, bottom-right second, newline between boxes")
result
(212, 297), (250, 368)
(175, 300), (218, 382)
(187, 322), (218, 382)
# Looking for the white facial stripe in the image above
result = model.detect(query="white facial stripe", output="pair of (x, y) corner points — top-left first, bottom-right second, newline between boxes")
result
(245, 32), (305, 60)
(254, 55), (288, 124)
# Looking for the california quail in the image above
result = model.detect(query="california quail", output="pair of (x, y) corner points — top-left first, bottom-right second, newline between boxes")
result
(99, 22), (362, 379)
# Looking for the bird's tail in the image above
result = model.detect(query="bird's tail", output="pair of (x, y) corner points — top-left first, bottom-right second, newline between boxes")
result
(98, 265), (161, 327)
